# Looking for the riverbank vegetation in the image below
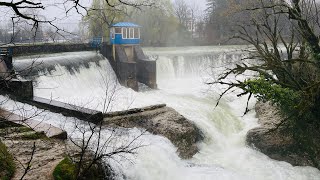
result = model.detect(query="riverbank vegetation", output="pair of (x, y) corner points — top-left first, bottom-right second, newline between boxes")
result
(53, 156), (107, 180)
(0, 140), (15, 180)
(214, 0), (320, 168)
(0, 120), (16, 180)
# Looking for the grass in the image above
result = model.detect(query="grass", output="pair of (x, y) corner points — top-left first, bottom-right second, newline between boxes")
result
(15, 126), (33, 133)
(20, 131), (47, 140)
(0, 140), (15, 180)
(53, 157), (77, 180)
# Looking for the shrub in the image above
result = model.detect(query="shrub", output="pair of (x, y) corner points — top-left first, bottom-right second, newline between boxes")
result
(0, 140), (15, 180)
(53, 157), (77, 180)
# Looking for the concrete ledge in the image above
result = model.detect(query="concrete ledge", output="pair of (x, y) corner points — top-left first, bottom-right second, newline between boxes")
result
(27, 97), (103, 123)
(104, 104), (166, 118)
(0, 108), (67, 139)
(0, 78), (34, 99)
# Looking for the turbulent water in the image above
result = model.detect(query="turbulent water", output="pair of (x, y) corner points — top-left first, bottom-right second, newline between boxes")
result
(3, 46), (320, 180)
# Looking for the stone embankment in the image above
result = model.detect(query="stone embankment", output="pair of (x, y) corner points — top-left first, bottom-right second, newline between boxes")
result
(103, 104), (203, 159)
(246, 102), (319, 167)
(0, 109), (67, 180)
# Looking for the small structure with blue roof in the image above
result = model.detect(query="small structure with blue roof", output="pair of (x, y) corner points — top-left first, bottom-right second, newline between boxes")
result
(110, 22), (141, 45)
(109, 22), (142, 63)
(100, 22), (157, 91)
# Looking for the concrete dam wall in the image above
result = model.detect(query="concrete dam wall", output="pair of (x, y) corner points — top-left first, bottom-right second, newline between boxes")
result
(0, 41), (157, 125)
(2, 43), (94, 56)
(100, 43), (157, 91)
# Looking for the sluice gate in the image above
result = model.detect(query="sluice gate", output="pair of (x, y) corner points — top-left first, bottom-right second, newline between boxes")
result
(100, 43), (157, 91)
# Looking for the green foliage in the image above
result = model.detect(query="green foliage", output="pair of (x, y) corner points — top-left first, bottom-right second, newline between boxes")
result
(243, 77), (300, 112)
(53, 157), (77, 180)
(53, 156), (105, 180)
(0, 140), (15, 180)
(82, 0), (126, 39)
(215, 0), (320, 167)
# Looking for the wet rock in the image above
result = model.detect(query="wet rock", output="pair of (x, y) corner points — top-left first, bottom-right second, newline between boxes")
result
(103, 104), (203, 159)
(246, 102), (317, 167)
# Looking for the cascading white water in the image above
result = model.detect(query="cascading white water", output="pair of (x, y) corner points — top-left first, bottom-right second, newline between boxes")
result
(4, 47), (320, 180)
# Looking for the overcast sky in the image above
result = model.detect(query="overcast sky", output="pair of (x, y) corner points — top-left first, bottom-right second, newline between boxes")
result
(0, 0), (207, 31)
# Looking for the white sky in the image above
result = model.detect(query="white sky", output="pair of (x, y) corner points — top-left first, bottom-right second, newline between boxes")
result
(0, 0), (207, 31)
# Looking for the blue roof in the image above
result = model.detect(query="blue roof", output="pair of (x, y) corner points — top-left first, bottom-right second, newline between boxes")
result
(111, 22), (141, 27)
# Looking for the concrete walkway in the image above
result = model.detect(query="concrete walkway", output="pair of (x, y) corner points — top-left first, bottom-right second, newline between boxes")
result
(0, 108), (67, 139)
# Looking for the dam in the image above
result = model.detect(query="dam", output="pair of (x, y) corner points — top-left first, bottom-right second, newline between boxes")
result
(1, 46), (320, 179)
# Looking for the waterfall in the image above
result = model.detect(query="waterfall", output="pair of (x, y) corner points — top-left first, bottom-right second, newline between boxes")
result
(3, 47), (320, 180)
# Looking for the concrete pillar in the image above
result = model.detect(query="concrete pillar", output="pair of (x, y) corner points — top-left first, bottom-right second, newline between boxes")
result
(1, 79), (34, 99)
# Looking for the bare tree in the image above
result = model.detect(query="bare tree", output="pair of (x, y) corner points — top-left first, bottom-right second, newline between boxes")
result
(65, 74), (145, 179)
(211, 0), (320, 168)
(174, 0), (190, 26)
(0, 0), (154, 44)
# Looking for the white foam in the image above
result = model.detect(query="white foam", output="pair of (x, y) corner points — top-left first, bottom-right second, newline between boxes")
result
(4, 47), (320, 180)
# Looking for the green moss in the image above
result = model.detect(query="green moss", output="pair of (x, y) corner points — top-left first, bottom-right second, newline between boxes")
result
(0, 140), (15, 180)
(15, 127), (33, 133)
(0, 120), (22, 129)
(53, 157), (106, 180)
(20, 131), (47, 140)
(53, 157), (77, 180)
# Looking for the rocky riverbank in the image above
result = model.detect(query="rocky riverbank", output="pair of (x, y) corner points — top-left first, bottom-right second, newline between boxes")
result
(246, 101), (320, 168)
(0, 119), (107, 180)
(0, 121), (66, 180)
(103, 104), (203, 159)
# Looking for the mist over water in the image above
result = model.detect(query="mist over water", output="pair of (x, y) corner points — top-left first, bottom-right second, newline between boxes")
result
(8, 47), (320, 179)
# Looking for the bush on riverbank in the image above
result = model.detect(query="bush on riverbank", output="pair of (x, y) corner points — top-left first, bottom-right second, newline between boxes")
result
(53, 157), (77, 180)
(53, 156), (106, 180)
(0, 140), (15, 180)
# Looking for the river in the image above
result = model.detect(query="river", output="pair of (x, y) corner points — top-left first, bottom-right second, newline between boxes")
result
(2, 46), (320, 180)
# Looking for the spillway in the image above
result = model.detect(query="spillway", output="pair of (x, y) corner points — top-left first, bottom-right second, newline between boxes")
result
(4, 46), (320, 180)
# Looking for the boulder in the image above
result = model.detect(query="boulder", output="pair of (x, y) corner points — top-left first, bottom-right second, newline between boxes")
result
(246, 102), (317, 167)
(103, 104), (203, 159)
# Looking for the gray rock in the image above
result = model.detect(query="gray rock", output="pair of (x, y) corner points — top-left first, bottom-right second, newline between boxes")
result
(246, 102), (316, 167)
(103, 104), (203, 159)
